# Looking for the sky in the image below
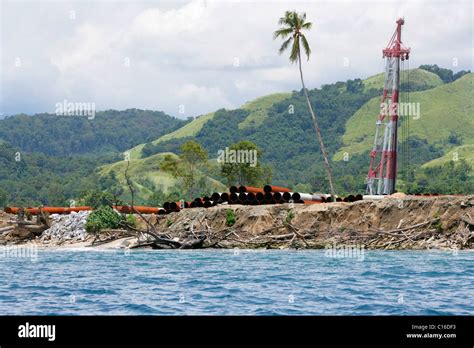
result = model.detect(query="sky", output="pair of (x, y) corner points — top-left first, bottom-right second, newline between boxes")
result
(1, 0), (472, 118)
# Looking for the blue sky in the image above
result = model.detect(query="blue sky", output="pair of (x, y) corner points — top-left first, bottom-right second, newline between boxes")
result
(1, 0), (472, 118)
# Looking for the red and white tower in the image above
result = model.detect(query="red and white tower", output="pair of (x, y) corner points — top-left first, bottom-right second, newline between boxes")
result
(366, 18), (410, 195)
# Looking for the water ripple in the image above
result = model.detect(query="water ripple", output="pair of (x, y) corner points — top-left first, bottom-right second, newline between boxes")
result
(0, 250), (473, 315)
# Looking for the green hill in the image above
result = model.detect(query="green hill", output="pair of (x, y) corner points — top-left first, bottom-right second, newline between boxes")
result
(3, 65), (468, 206)
(0, 109), (186, 157)
(238, 93), (291, 129)
(363, 68), (443, 91)
(127, 92), (291, 160)
(423, 144), (474, 168)
(127, 112), (216, 160)
(103, 67), (471, 197)
(99, 152), (226, 203)
(335, 73), (474, 161)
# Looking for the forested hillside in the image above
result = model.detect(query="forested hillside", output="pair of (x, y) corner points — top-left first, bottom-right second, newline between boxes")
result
(0, 109), (187, 156)
(0, 142), (121, 206)
(128, 68), (473, 194)
(0, 109), (187, 205)
(1, 65), (472, 206)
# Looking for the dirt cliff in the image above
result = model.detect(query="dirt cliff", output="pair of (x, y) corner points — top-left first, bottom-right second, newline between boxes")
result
(1, 195), (473, 250)
(151, 195), (474, 250)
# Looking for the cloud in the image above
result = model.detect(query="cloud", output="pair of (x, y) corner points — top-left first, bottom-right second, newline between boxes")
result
(1, 0), (472, 117)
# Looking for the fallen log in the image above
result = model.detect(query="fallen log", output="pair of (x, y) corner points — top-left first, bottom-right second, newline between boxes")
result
(0, 226), (14, 234)
(23, 225), (48, 236)
(371, 218), (440, 234)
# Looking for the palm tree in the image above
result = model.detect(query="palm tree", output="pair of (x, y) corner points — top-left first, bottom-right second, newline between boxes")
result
(274, 11), (336, 197)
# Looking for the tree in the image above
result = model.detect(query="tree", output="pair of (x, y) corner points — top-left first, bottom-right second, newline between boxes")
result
(419, 64), (454, 83)
(418, 64), (470, 83)
(220, 140), (271, 186)
(80, 190), (117, 209)
(274, 11), (336, 197)
(160, 141), (208, 199)
(180, 141), (208, 199)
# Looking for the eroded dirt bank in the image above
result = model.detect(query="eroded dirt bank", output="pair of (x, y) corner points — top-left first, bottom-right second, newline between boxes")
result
(152, 195), (473, 250)
(1, 195), (473, 250)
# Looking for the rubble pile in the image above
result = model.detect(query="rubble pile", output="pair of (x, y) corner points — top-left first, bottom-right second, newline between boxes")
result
(40, 211), (90, 242)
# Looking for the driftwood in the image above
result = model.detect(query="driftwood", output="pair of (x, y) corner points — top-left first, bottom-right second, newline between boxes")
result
(371, 218), (440, 234)
(23, 224), (49, 236)
(0, 226), (15, 233)
(460, 215), (474, 227)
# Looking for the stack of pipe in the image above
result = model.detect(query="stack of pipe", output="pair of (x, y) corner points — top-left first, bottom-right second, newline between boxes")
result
(5, 185), (371, 217)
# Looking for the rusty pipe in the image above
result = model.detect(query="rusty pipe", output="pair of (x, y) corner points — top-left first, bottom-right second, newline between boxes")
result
(264, 185), (292, 193)
(195, 200), (204, 207)
(220, 193), (229, 202)
(116, 206), (163, 214)
(246, 192), (256, 201)
(4, 206), (92, 215)
(211, 192), (221, 202)
(239, 186), (265, 194)
(343, 195), (355, 203)
(228, 199), (242, 205)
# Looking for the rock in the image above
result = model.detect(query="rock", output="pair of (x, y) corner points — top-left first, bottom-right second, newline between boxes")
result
(39, 211), (90, 242)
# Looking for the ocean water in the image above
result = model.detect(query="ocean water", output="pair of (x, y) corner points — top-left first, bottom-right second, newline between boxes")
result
(0, 249), (473, 315)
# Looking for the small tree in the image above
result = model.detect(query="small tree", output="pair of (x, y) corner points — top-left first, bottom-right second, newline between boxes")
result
(220, 140), (271, 186)
(80, 190), (118, 209)
(180, 140), (208, 198)
(160, 141), (208, 199)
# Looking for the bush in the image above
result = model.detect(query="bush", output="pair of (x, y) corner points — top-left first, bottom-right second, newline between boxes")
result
(285, 210), (295, 225)
(85, 205), (123, 234)
(125, 214), (137, 228)
(226, 209), (236, 227)
(81, 190), (117, 209)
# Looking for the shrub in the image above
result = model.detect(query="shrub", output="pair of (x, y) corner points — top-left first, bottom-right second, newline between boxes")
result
(81, 190), (117, 209)
(85, 205), (123, 234)
(285, 210), (295, 225)
(226, 209), (236, 227)
(125, 214), (137, 228)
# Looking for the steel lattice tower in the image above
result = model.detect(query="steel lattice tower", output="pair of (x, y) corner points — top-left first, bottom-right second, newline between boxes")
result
(366, 18), (410, 195)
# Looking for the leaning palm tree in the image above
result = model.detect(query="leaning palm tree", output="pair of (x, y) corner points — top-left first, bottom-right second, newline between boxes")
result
(274, 11), (336, 197)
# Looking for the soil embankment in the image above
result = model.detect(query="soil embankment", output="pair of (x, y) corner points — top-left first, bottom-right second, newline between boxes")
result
(1, 195), (473, 250)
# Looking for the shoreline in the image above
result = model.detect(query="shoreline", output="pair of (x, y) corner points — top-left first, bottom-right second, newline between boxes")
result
(2, 195), (472, 251)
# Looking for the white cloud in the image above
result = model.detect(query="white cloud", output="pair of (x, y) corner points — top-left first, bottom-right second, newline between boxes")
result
(1, 0), (472, 117)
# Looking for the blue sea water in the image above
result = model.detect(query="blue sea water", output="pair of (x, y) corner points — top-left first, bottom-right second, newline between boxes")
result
(0, 249), (473, 315)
